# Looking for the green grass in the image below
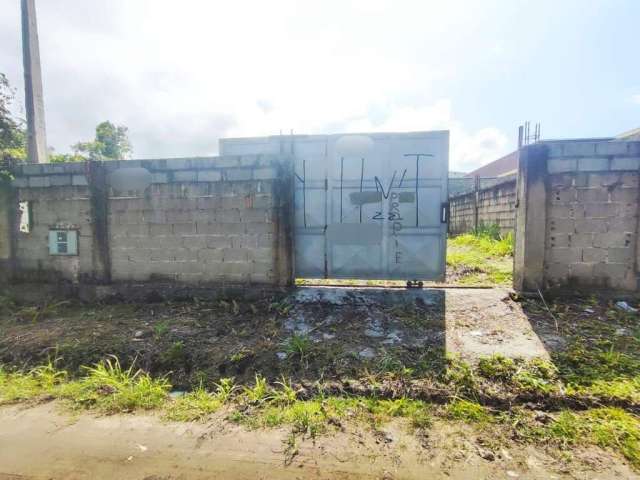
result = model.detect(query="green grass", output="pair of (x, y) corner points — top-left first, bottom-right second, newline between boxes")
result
(544, 408), (640, 468)
(446, 399), (491, 423)
(447, 228), (514, 285)
(165, 378), (236, 422)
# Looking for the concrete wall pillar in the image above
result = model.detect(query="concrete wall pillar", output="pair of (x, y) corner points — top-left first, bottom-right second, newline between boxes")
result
(272, 159), (294, 286)
(513, 144), (549, 292)
(0, 181), (16, 283)
(87, 161), (111, 283)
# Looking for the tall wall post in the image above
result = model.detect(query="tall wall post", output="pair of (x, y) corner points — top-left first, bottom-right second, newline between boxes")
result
(513, 144), (548, 292)
(87, 161), (111, 283)
(21, 0), (48, 164)
(0, 180), (16, 283)
(272, 158), (294, 286)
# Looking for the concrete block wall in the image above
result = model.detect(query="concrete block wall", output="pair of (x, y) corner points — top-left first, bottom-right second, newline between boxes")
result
(515, 140), (640, 292)
(449, 179), (516, 235)
(3, 155), (293, 287)
(7, 162), (96, 283)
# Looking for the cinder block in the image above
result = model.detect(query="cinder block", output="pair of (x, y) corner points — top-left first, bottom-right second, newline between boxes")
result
(596, 142), (629, 156)
(576, 188), (609, 202)
(582, 248), (606, 263)
(165, 210), (193, 223)
(207, 236), (232, 248)
(547, 158), (577, 174)
(22, 164), (43, 175)
(173, 170), (197, 182)
(173, 223), (196, 235)
(225, 169), (252, 181)
(608, 247), (633, 263)
(197, 170), (222, 182)
(546, 142), (565, 158)
(214, 157), (241, 168)
(548, 205), (576, 219)
(127, 249), (152, 262)
(48, 175), (73, 187)
(165, 159), (191, 170)
(563, 142), (597, 156)
(577, 157), (609, 172)
(63, 163), (85, 174)
(593, 232), (633, 248)
(241, 208), (269, 222)
(197, 249), (224, 263)
(217, 209), (241, 222)
(222, 248), (248, 262)
(72, 174), (89, 186)
(611, 188), (639, 203)
(570, 233), (594, 247)
(196, 222), (246, 235)
(151, 173), (169, 183)
(239, 155), (260, 167)
(253, 167), (278, 180)
(584, 203), (617, 218)
(550, 188), (576, 203)
(607, 217), (637, 232)
(28, 176), (50, 188)
(569, 262), (594, 279)
(42, 164), (66, 174)
(594, 262), (631, 280)
(248, 247), (273, 263)
(548, 233), (570, 248)
(190, 158), (217, 169)
(574, 218), (607, 233)
(545, 262), (570, 280)
(611, 157), (640, 171)
(547, 247), (582, 264)
(245, 222), (275, 235)
(149, 223), (173, 237)
(11, 177), (28, 188)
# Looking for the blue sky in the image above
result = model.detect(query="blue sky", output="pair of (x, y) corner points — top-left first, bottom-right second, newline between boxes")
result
(0, 0), (638, 171)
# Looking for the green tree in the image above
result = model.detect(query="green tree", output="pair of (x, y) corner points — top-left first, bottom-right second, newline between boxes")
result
(72, 121), (131, 160)
(0, 73), (26, 163)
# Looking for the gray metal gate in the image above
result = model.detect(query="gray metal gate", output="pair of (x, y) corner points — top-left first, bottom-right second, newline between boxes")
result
(292, 132), (449, 281)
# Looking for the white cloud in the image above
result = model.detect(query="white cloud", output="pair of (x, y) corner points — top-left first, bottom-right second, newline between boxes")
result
(632, 94), (640, 105)
(0, 0), (511, 169)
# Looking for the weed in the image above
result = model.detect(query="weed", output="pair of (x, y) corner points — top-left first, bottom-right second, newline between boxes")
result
(447, 230), (513, 285)
(544, 408), (640, 468)
(15, 300), (70, 322)
(161, 341), (186, 365)
(164, 387), (223, 422)
(272, 377), (299, 405)
(477, 354), (516, 381)
(229, 348), (251, 363)
(64, 356), (170, 413)
(243, 374), (272, 404)
(284, 334), (312, 364)
(446, 399), (490, 423)
(444, 355), (476, 395)
(154, 320), (170, 337)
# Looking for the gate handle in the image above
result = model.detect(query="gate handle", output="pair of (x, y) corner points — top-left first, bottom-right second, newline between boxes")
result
(441, 202), (450, 223)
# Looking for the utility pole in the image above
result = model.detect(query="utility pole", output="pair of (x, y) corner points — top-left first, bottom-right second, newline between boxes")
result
(21, 0), (48, 164)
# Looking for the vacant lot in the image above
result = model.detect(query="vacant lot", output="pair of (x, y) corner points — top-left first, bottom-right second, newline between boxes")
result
(1, 285), (639, 477)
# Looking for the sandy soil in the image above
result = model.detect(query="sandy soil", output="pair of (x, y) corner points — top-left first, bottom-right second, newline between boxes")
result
(1, 402), (637, 480)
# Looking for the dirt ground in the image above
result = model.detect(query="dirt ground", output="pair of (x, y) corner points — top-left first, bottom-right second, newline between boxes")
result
(1, 402), (637, 480)
(0, 287), (547, 388)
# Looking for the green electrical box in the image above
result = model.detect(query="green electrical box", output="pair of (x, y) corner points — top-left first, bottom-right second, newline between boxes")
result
(48, 230), (78, 256)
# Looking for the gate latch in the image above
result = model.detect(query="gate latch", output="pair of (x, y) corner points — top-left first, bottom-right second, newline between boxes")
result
(441, 202), (449, 223)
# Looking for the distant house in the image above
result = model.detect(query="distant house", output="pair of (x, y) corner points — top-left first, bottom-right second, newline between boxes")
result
(466, 126), (640, 179)
(466, 150), (518, 178)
